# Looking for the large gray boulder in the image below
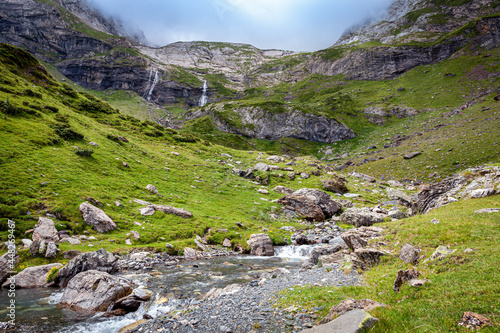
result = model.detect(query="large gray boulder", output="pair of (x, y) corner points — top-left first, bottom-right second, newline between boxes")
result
(247, 234), (274, 256)
(2, 263), (62, 288)
(386, 188), (414, 208)
(340, 208), (384, 227)
(293, 189), (342, 218)
(278, 195), (325, 222)
(79, 202), (117, 233)
(32, 217), (59, 243)
(58, 270), (132, 312)
(55, 248), (118, 287)
(320, 299), (386, 324)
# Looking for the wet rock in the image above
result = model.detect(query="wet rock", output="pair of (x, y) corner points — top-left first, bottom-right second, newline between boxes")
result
(146, 184), (159, 195)
(340, 208), (384, 227)
(404, 152), (421, 159)
(152, 204), (193, 218)
(56, 248), (118, 287)
(301, 309), (378, 333)
(458, 312), (491, 330)
(399, 243), (420, 264)
(58, 270), (132, 312)
(2, 263), (62, 288)
(204, 284), (242, 299)
(111, 294), (144, 314)
(320, 298), (387, 324)
(183, 247), (197, 260)
(273, 186), (294, 195)
(321, 176), (348, 194)
(79, 202), (117, 233)
(118, 320), (148, 333)
(393, 269), (420, 292)
(247, 234), (274, 256)
(32, 217), (59, 243)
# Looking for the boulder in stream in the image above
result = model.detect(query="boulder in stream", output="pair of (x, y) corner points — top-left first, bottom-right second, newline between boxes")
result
(58, 270), (132, 312)
(247, 234), (274, 256)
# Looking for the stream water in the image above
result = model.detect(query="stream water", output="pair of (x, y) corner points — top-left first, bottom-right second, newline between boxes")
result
(0, 246), (315, 333)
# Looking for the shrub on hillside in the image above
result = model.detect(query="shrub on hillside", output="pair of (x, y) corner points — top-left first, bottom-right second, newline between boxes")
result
(52, 123), (83, 141)
(75, 148), (94, 157)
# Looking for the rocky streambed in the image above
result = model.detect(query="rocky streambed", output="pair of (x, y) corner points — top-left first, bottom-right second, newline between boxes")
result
(1, 245), (361, 333)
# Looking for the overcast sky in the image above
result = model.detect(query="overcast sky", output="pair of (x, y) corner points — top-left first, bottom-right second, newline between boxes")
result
(88, 0), (393, 52)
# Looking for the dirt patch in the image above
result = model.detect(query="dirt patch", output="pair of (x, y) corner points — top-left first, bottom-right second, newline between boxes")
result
(463, 65), (500, 81)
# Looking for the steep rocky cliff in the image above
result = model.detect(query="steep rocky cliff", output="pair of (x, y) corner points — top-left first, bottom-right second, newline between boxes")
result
(187, 104), (356, 144)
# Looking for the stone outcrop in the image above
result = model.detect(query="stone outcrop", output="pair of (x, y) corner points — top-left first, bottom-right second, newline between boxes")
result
(188, 106), (356, 144)
(247, 234), (274, 256)
(79, 202), (117, 233)
(58, 270), (132, 312)
(393, 269), (420, 292)
(416, 177), (467, 214)
(152, 205), (193, 218)
(399, 243), (420, 264)
(32, 217), (59, 243)
(2, 263), (62, 289)
(55, 248), (118, 287)
(321, 176), (348, 194)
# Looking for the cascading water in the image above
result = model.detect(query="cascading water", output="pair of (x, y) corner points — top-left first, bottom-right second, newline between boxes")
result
(198, 80), (208, 107)
(274, 245), (316, 260)
(146, 70), (159, 101)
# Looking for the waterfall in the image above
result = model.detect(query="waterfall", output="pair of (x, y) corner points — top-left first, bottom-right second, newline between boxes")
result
(147, 70), (159, 101)
(198, 80), (208, 107)
(274, 245), (316, 260)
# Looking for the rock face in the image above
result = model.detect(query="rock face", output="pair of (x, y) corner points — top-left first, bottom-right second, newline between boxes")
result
(58, 270), (132, 312)
(340, 208), (385, 227)
(2, 263), (62, 289)
(79, 202), (117, 233)
(247, 234), (274, 256)
(416, 177), (467, 214)
(32, 217), (59, 243)
(56, 248), (118, 287)
(188, 106), (356, 144)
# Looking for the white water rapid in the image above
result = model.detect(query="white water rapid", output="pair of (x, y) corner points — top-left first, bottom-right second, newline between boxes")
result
(274, 245), (316, 260)
(198, 80), (208, 106)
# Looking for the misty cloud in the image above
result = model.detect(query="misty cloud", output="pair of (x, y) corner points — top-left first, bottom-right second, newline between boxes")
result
(87, 0), (393, 51)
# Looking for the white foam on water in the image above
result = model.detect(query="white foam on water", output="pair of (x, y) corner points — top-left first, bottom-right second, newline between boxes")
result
(274, 245), (315, 260)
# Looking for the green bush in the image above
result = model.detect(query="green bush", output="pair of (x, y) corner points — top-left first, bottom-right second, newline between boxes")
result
(44, 105), (59, 113)
(52, 123), (84, 141)
(46, 266), (61, 283)
(24, 89), (42, 99)
(75, 148), (93, 157)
